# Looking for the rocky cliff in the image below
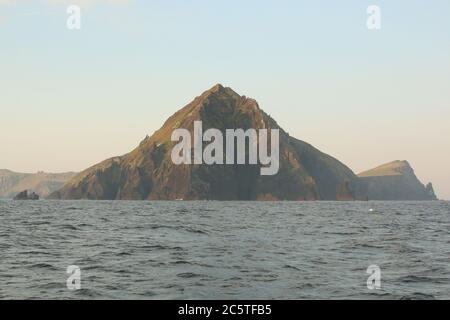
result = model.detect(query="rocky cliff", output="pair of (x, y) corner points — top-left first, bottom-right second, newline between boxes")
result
(49, 84), (366, 200)
(358, 161), (437, 200)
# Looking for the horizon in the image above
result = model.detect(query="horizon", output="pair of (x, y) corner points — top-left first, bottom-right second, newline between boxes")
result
(1, 1), (449, 199)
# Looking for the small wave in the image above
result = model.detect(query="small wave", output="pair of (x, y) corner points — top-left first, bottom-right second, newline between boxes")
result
(184, 227), (209, 235)
(117, 251), (133, 256)
(171, 260), (194, 265)
(78, 223), (92, 227)
(38, 282), (63, 289)
(294, 283), (315, 290)
(73, 288), (100, 298)
(29, 263), (58, 271)
(177, 272), (203, 279)
(283, 264), (302, 271)
(398, 275), (435, 283)
(400, 292), (436, 300)
(57, 224), (78, 231)
(30, 221), (51, 226)
(137, 244), (169, 250)
(19, 251), (53, 256)
(139, 291), (158, 297)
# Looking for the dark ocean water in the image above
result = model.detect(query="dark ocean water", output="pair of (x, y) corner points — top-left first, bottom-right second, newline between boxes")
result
(0, 200), (449, 300)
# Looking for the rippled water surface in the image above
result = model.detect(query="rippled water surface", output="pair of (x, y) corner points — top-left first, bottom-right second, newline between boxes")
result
(0, 200), (449, 299)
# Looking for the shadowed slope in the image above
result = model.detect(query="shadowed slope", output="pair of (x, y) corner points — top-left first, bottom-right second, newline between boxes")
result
(358, 161), (437, 200)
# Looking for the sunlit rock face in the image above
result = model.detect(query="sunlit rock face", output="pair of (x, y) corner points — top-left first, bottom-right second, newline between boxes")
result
(49, 84), (366, 201)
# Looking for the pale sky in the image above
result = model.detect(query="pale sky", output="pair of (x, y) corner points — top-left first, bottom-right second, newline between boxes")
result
(1, 0), (449, 199)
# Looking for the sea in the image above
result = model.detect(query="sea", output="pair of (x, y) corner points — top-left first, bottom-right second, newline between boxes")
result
(0, 200), (449, 300)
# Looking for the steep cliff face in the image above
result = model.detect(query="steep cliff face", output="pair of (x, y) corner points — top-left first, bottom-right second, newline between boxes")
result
(0, 170), (76, 198)
(358, 161), (437, 200)
(49, 84), (365, 200)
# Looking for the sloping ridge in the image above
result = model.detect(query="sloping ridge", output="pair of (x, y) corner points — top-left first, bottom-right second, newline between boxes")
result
(359, 160), (411, 177)
(49, 84), (365, 200)
(358, 160), (437, 200)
